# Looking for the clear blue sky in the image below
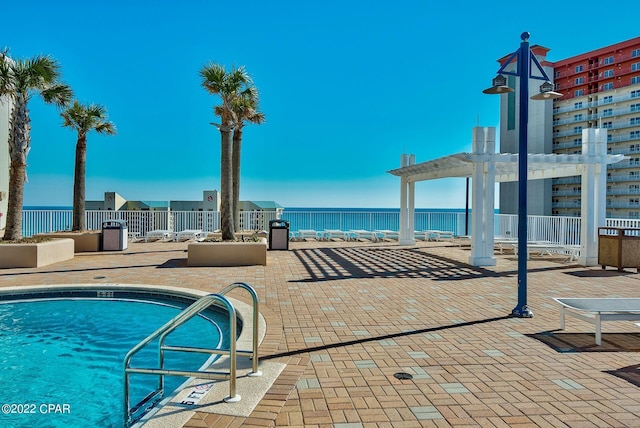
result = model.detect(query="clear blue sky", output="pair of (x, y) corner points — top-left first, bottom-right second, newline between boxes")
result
(2, 0), (638, 208)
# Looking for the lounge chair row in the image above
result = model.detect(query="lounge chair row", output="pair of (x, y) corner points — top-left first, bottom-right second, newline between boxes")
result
(290, 229), (456, 242)
(141, 229), (207, 242)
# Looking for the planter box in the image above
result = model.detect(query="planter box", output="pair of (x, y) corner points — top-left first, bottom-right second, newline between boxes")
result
(188, 241), (267, 267)
(598, 227), (640, 272)
(38, 231), (102, 252)
(0, 238), (75, 268)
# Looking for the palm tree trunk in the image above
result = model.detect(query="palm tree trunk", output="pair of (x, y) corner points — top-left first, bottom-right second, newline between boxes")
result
(3, 161), (25, 241)
(220, 126), (235, 240)
(3, 97), (30, 241)
(232, 127), (242, 231)
(72, 133), (87, 231)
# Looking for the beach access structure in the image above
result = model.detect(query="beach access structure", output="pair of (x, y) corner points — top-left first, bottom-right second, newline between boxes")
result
(17, 208), (640, 247)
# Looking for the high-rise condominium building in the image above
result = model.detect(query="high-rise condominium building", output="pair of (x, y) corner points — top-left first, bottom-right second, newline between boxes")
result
(497, 36), (640, 219)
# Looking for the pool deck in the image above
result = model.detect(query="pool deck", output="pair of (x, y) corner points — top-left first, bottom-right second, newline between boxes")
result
(2, 239), (640, 427)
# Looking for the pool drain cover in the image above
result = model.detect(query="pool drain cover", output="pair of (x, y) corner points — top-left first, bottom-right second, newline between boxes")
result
(393, 372), (413, 380)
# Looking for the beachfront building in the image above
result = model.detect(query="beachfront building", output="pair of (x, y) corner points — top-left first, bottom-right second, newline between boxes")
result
(495, 36), (640, 219)
(87, 190), (282, 217)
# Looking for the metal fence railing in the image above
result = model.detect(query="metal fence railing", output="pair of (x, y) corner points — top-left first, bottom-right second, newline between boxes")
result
(19, 208), (640, 244)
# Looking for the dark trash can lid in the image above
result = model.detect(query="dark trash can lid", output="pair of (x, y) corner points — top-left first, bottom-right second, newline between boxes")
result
(269, 219), (289, 228)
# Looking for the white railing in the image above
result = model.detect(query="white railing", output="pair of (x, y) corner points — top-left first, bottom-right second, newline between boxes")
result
(19, 208), (640, 246)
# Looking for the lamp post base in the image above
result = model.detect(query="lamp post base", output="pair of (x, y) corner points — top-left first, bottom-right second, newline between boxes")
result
(511, 305), (533, 318)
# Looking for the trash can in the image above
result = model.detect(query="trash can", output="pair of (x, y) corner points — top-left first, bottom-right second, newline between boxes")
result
(102, 220), (128, 251)
(269, 219), (289, 250)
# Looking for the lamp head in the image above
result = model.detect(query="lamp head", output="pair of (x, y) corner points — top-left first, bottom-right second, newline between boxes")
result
(530, 81), (563, 100)
(482, 75), (514, 95)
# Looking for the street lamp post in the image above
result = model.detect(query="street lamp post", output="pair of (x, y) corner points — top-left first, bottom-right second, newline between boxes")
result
(483, 32), (562, 318)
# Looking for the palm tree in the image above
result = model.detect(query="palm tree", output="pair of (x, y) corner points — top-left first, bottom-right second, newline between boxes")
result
(61, 101), (116, 231)
(0, 51), (73, 241)
(200, 63), (253, 241)
(231, 88), (265, 230)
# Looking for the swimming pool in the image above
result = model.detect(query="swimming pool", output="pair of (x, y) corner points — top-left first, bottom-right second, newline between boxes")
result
(0, 286), (236, 428)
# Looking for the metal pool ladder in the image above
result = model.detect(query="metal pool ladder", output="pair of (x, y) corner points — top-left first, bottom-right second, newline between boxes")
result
(123, 282), (261, 426)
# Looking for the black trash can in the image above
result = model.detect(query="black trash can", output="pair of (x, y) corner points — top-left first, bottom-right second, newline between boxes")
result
(102, 220), (128, 251)
(269, 219), (289, 250)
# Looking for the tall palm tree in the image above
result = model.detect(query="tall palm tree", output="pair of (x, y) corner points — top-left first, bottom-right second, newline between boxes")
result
(231, 88), (265, 230)
(200, 63), (253, 241)
(61, 101), (116, 231)
(0, 51), (73, 241)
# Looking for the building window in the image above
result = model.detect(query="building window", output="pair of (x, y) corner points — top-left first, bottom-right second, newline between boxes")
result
(602, 95), (613, 103)
(632, 62), (640, 71)
(630, 184), (640, 191)
(632, 103), (640, 112)
(631, 130), (640, 139)
(632, 76), (640, 85)
(631, 144), (640, 152)
(604, 56), (615, 65)
(603, 82), (614, 90)
(602, 108), (613, 117)
(631, 212), (640, 219)
(574, 114), (583, 121)
(575, 77), (584, 84)
(603, 69), (614, 77)
(608, 134), (613, 142)
(632, 90), (640, 99)
(630, 198), (640, 205)
(575, 65), (583, 73)
(575, 89), (583, 97)
(573, 138), (582, 145)
(574, 102), (583, 109)
(630, 171), (639, 178)
(631, 117), (640, 125)
(573, 126), (583, 134)
(633, 49), (640, 58)
(603, 121), (613, 129)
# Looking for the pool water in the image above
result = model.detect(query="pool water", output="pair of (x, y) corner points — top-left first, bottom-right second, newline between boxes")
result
(0, 298), (230, 428)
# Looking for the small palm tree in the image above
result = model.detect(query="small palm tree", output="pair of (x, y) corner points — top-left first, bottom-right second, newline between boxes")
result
(61, 101), (116, 231)
(232, 88), (265, 230)
(0, 50), (73, 241)
(200, 63), (253, 240)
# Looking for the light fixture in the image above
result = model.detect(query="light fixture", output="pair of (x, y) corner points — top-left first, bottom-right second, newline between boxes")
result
(482, 75), (514, 94)
(530, 80), (563, 100)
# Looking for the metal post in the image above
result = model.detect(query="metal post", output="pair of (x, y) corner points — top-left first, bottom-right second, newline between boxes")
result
(513, 32), (533, 318)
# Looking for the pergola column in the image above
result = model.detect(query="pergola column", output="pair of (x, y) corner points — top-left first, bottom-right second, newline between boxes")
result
(468, 127), (497, 266)
(399, 154), (416, 246)
(578, 128), (607, 266)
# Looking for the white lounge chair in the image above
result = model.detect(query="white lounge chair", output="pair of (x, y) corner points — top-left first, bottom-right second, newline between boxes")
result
(554, 298), (640, 345)
(348, 230), (378, 242)
(174, 229), (206, 242)
(512, 242), (580, 261)
(144, 230), (174, 242)
(297, 229), (321, 241)
(374, 230), (399, 241)
(322, 229), (350, 241)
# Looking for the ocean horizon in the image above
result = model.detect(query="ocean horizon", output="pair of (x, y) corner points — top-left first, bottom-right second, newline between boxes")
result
(24, 206), (470, 212)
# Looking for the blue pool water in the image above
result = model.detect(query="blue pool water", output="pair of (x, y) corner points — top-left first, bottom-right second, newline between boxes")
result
(0, 298), (231, 428)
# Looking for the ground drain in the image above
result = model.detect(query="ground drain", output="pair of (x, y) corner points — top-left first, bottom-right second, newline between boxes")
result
(393, 372), (413, 380)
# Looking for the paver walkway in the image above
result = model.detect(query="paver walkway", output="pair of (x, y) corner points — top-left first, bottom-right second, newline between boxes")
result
(1, 239), (640, 427)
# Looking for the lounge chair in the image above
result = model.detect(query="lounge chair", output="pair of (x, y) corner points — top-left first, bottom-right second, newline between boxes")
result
(554, 298), (640, 345)
(512, 242), (580, 261)
(297, 229), (321, 241)
(322, 229), (350, 241)
(174, 229), (206, 242)
(374, 230), (399, 241)
(348, 230), (378, 242)
(144, 229), (174, 242)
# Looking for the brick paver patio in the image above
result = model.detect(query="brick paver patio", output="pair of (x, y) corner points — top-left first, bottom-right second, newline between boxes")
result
(1, 239), (640, 427)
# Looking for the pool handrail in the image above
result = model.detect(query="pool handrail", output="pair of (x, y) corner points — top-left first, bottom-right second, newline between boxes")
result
(123, 282), (261, 427)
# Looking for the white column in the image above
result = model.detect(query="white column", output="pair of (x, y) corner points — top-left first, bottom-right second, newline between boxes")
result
(468, 127), (497, 266)
(399, 154), (416, 246)
(578, 128), (607, 266)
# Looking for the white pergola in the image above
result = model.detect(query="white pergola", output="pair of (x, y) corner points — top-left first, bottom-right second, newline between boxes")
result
(387, 127), (625, 266)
